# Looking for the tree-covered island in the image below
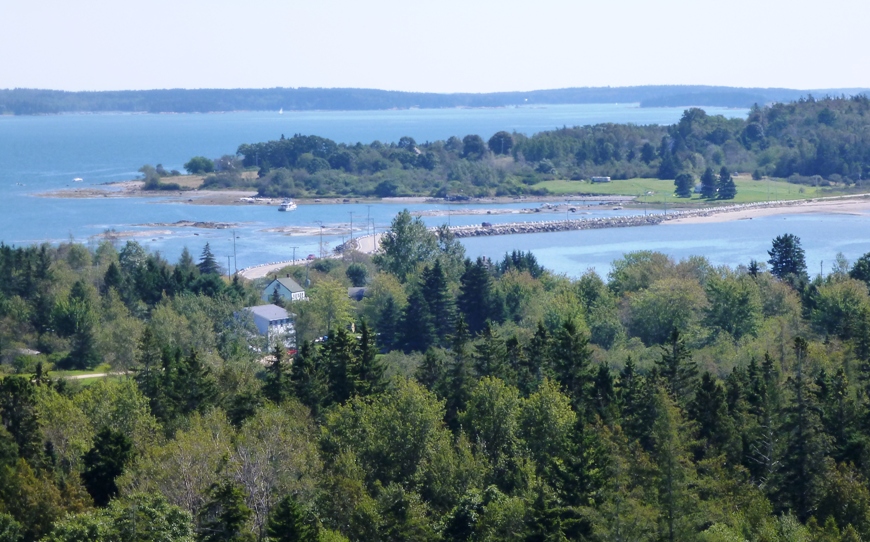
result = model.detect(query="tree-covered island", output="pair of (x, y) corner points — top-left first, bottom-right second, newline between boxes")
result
(142, 95), (870, 203)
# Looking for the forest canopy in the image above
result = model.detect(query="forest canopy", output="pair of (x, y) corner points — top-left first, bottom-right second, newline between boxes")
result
(3, 215), (870, 540)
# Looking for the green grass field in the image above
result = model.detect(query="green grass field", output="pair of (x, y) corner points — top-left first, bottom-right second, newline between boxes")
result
(50, 363), (112, 378)
(531, 177), (838, 205)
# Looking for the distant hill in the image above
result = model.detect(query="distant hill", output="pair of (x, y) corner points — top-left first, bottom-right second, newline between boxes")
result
(1, 86), (868, 115)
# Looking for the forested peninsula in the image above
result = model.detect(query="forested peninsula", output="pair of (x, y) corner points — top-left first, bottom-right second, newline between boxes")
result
(4, 213), (870, 540)
(158, 95), (870, 200)
(3, 85), (869, 115)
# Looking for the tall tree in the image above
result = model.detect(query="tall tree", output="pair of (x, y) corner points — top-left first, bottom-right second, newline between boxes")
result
(0, 377), (41, 461)
(354, 320), (386, 397)
(263, 342), (290, 404)
(420, 260), (456, 343)
(399, 288), (435, 353)
(197, 482), (254, 542)
(767, 233), (808, 281)
(655, 328), (697, 406)
(674, 172), (694, 198)
(290, 342), (327, 417)
(266, 494), (318, 542)
(81, 427), (133, 507)
(373, 210), (438, 282)
(197, 243), (220, 276)
(700, 167), (718, 199)
(717, 166), (737, 199)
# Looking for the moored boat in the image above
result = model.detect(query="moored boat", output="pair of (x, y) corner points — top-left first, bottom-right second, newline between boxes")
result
(278, 200), (297, 211)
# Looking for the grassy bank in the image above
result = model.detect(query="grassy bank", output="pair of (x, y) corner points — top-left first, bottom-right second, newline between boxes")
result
(531, 176), (838, 205)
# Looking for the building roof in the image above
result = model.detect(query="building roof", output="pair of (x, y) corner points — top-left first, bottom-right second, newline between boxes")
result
(270, 276), (305, 293)
(246, 304), (289, 321)
(347, 287), (367, 301)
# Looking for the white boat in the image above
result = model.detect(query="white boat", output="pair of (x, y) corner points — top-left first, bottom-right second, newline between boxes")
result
(278, 200), (297, 212)
(72, 177), (83, 182)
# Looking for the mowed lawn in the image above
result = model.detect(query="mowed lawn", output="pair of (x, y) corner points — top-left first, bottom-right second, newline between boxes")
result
(532, 177), (832, 205)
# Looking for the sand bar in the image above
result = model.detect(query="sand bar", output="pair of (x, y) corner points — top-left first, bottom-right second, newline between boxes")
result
(665, 196), (870, 225)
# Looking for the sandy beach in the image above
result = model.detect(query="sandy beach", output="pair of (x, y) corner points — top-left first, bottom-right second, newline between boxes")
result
(664, 196), (870, 225)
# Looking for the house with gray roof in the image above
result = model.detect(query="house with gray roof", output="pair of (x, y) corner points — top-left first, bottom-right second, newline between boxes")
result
(244, 303), (295, 346)
(262, 275), (306, 303)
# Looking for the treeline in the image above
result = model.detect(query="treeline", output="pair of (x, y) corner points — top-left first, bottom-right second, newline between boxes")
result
(4, 86), (864, 115)
(174, 95), (870, 199)
(5, 211), (870, 540)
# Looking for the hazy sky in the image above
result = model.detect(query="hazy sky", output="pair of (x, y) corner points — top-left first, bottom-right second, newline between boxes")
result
(2, 0), (867, 93)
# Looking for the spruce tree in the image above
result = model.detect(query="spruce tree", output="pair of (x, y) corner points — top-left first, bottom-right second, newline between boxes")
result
(473, 321), (509, 381)
(290, 342), (327, 417)
(198, 482), (254, 542)
(415, 348), (446, 391)
(700, 167), (718, 198)
(354, 320), (386, 397)
(592, 363), (618, 425)
(266, 494), (318, 542)
(458, 257), (500, 335)
(324, 327), (358, 404)
(687, 372), (736, 462)
(717, 166), (737, 200)
(550, 319), (593, 410)
(82, 428), (133, 507)
(776, 338), (830, 520)
(421, 260), (456, 344)
(445, 316), (474, 432)
(655, 328), (697, 406)
(399, 288), (435, 353)
(197, 242), (220, 275)
(263, 342), (290, 404)
(617, 357), (657, 450)
(375, 296), (401, 351)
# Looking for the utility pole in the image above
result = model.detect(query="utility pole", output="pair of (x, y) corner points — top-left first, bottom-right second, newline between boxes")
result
(232, 229), (237, 274)
(290, 246), (298, 263)
(313, 220), (324, 258)
(366, 205), (372, 238)
(226, 256), (231, 279)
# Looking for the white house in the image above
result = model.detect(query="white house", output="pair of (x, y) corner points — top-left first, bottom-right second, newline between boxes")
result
(262, 275), (306, 303)
(591, 176), (611, 183)
(244, 304), (295, 347)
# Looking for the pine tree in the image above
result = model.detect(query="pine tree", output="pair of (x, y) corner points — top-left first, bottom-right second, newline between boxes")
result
(415, 348), (446, 391)
(617, 357), (657, 450)
(815, 367), (860, 464)
(266, 494), (318, 542)
(354, 320), (386, 396)
(197, 242), (220, 275)
(655, 328), (697, 406)
(173, 350), (218, 416)
(591, 363), (618, 425)
(445, 317), (474, 432)
(458, 257), (500, 335)
(269, 285), (283, 307)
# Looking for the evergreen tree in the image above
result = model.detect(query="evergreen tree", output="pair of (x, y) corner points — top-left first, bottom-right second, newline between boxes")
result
(266, 494), (318, 542)
(354, 320), (386, 396)
(420, 260), (456, 343)
(398, 288), (435, 353)
(415, 348), (446, 391)
(616, 357), (657, 450)
(767, 233), (808, 280)
(815, 367), (860, 465)
(197, 243), (220, 276)
(591, 363), (618, 425)
(473, 321), (509, 380)
(375, 295), (401, 351)
(776, 338), (830, 520)
(700, 166), (718, 198)
(550, 320), (593, 411)
(102, 261), (123, 294)
(82, 428), (133, 507)
(717, 166), (737, 199)
(445, 317), (474, 432)
(457, 258), (501, 335)
(0, 377), (41, 461)
(674, 172), (694, 198)
(524, 322), (552, 389)
(324, 327), (358, 404)
(269, 285), (283, 307)
(198, 482), (254, 542)
(290, 342), (327, 417)
(173, 350), (218, 417)
(655, 328), (697, 406)
(651, 387), (699, 541)
(687, 372), (737, 462)
(263, 342), (290, 404)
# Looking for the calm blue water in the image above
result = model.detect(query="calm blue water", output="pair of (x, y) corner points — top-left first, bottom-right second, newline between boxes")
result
(9, 103), (868, 278)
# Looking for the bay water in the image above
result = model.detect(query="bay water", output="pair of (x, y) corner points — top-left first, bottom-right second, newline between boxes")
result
(3, 103), (866, 277)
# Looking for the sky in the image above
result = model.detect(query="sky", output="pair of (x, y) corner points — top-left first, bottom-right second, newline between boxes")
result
(2, 0), (868, 93)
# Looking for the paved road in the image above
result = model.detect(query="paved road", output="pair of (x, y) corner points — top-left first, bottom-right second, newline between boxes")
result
(238, 233), (384, 280)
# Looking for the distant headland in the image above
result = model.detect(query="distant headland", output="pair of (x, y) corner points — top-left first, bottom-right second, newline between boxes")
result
(2, 85), (870, 115)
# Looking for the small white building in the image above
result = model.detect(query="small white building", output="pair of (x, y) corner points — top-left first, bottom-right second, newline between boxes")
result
(262, 275), (306, 303)
(591, 176), (611, 183)
(244, 304), (295, 346)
